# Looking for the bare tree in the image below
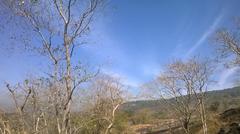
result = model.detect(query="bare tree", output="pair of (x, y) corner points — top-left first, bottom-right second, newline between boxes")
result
(6, 81), (32, 134)
(5, 78), (50, 134)
(78, 74), (126, 134)
(181, 59), (213, 134)
(148, 58), (213, 134)
(1, 0), (103, 133)
(213, 17), (240, 67)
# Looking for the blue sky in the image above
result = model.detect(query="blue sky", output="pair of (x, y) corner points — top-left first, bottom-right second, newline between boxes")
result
(84, 0), (240, 90)
(1, 0), (240, 94)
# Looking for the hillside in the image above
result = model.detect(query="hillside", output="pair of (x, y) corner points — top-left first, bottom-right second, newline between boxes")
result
(120, 87), (240, 133)
(118, 87), (240, 133)
(123, 86), (240, 113)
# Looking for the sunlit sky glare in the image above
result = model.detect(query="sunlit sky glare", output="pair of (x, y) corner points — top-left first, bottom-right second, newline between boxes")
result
(1, 0), (240, 94)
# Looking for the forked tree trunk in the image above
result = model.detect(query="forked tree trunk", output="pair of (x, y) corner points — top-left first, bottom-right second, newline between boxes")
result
(104, 104), (120, 134)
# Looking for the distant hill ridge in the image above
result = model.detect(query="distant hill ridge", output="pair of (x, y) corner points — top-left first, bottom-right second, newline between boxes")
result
(122, 86), (240, 113)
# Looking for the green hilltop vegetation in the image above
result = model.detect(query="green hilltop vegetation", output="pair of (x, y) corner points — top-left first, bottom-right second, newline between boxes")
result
(122, 86), (240, 114)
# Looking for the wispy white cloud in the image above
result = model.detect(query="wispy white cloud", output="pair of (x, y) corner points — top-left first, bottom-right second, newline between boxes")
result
(141, 63), (162, 77)
(101, 69), (141, 88)
(214, 67), (239, 89)
(184, 14), (224, 59)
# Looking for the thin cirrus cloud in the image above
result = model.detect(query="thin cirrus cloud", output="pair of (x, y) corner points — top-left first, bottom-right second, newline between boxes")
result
(215, 67), (239, 89)
(101, 68), (140, 88)
(184, 13), (224, 59)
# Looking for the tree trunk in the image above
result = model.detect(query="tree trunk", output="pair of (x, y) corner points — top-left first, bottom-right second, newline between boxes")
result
(199, 99), (207, 134)
(182, 118), (190, 134)
(62, 36), (72, 134)
(104, 104), (120, 134)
